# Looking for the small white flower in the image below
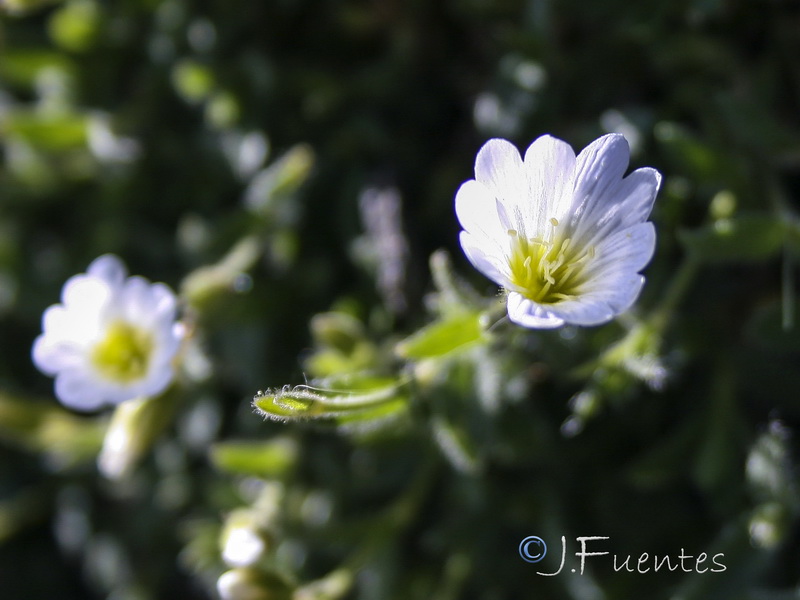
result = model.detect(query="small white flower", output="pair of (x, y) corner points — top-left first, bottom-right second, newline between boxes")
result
(32, 255), (183, 411)
(222, 526), (266, 567)
(456, 133), (661, 328)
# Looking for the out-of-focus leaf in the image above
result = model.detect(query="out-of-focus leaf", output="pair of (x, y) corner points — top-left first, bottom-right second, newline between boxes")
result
(180, 236), (262, 312)
(429, 250), (486, 315)
(97, 391), (179, 480)
(3, 110), (88, 151)
(334, 396), (410, 437)
(310, 312), (365, 355)
(655, 121), (729, 181)
(48, 0), (101, 52)
(396, 311), (485, 360)
(244, 145), (314, 219)
(205, 90), (241, 129)
(180, 519), (223, 576)
(293, 568), (354, 600)
(304, 344), (377, 378)
(0, 50), (75, 88)
(0, 393), (105, 468)
(172, 60), (215, 104)
(209, 438), (298, 478)
(0, 486), (50, 543)
(431, 416), (482, 475)
(304, 312), (377, 377)
(678, 215), (785, 263)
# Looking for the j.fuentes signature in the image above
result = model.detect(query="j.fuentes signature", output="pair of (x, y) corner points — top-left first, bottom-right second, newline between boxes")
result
(520, 536), (726, 575)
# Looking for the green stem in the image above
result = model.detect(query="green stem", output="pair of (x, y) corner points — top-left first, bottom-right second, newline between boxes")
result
(782, 246), (795, 331)
(648, 256), (701, 335)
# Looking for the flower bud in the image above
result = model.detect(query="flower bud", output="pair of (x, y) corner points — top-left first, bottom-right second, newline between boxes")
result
(220, 509), (270, 568)
(216, 568), (292, 600)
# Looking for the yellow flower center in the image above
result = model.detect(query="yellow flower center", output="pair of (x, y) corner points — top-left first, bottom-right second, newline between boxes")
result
(507, 223), (594, 304)
(91, 320), (154, 383)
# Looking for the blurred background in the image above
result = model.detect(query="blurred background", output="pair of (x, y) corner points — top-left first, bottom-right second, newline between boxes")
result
(2, 0), (800, 598)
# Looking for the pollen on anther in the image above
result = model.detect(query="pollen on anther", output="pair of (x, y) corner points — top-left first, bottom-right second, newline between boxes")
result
(508, 229), (518, 236)
(549, 217), (559, 226)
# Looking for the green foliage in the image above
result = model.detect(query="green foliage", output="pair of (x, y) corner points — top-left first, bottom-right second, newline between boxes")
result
(679, 214), (787, 263)
(396, 310), (485, 360)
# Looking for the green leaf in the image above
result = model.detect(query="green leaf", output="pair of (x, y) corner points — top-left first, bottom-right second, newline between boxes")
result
(0, 393), (105, 469)
(678, 214), (785, 263)
(431, 416), (482, 474)
(396, 311), (485, 360)
(244, 145), (314, 218)
(48, 0), (101, 52)
(655, 121), (729, 181)
(171, 60), (215, 104)
(0, 50), (75, 89)
(209, 438), (298, 478)
(303, 313), (378, 377)
(97, 391), (179, 479)
(3, 110), (88, 151)
(429, 250), (486, 314)
(180, 235), (262, 312)
(253, 379), (408, 424)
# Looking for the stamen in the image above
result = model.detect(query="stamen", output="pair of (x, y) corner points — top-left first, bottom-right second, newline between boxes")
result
(507, 231), (597, 304)
(551, 292), (573, 301)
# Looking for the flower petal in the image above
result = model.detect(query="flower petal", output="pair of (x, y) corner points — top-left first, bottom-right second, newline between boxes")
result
(137, 364), (174, 398)
(572, 134), (631, 207)
(61, 274), (113, 315)
(54, 371), (106, 411)
(570, 166), (661, 250)
(32, 335), (86, 375)
(455, 179), (507, 241)
(87, 254), (127, 288)
(585, 274), (646, 315)
(459, 231), (510, 288)
(544, 297), (616, 326)
(474, 138), (526, 212)
(521, 135), (576, 230)
(585, 222), (656, 279)
(506, 293), (565, 329)
(40, 304), (96, 345)
(149, 283), (178, 316)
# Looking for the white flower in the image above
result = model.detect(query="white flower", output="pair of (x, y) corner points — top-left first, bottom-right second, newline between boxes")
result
(222, 526), (266, 567)
(456, 133), (661, 328)
(32, 255), (183, 411)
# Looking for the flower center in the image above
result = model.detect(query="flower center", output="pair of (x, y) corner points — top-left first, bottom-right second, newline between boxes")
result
(91, 320), (154, 383)
(506, 225), (594, 304)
